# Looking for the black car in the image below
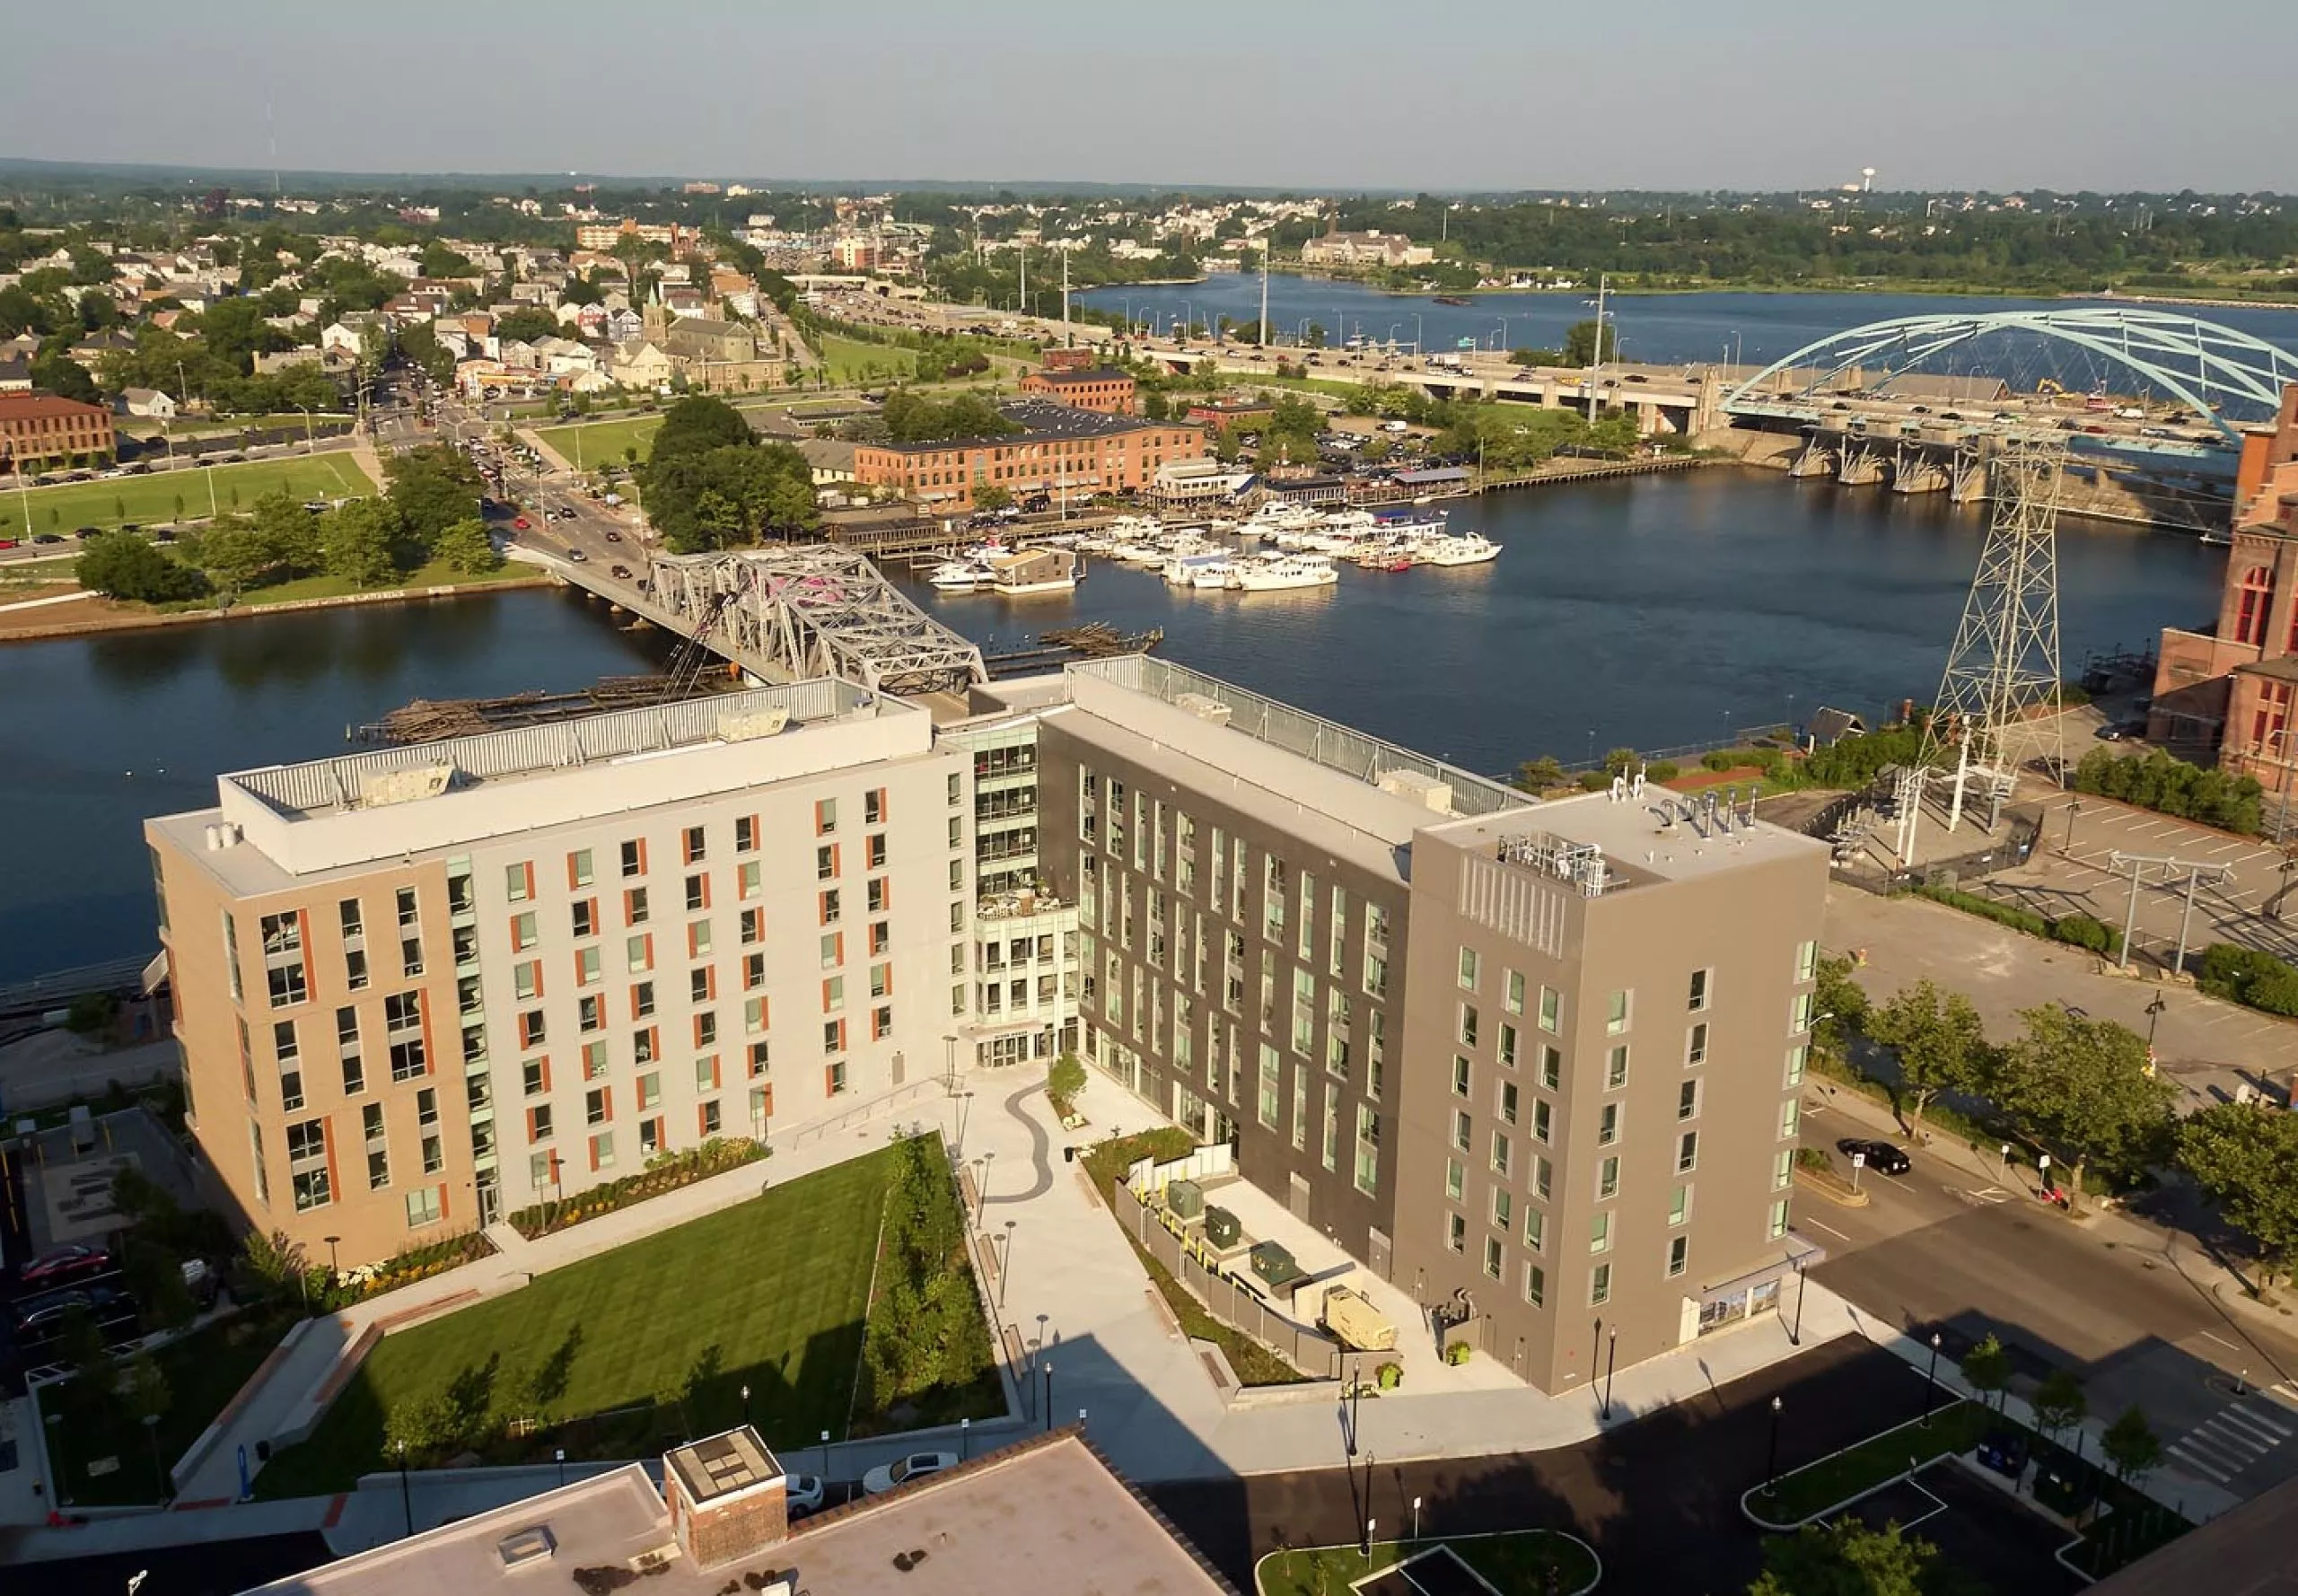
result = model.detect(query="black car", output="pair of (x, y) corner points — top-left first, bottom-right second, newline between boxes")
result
(1837, 1137), (1911, 1175)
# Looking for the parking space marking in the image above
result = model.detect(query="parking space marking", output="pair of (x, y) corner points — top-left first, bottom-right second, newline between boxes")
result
(1802, 1218), (1852, 1242)
(2202, 1330), (2241, 1351)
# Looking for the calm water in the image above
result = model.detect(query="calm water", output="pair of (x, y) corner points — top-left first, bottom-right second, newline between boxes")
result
(1075, 279), (2298, 377)
(0, 473), (2224, 980)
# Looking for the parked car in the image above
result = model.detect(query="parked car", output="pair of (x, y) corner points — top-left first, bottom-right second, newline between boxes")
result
(785, 1473), (825, 1517)
(513, 516), (530, 531)
(863, 1451), (958, 1495)
(566, 548), (587, 563)
(31, 532), (63, 545)
(20, 1243), (111, 1289)
(1836, 1138), (1911, 1176)
(11, 1289), (97, 1337)
(603, 530), (621, 542)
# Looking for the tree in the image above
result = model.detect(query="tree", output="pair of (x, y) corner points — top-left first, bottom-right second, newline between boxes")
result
(2101, 1405), (2162, 1482)
(324, 497), (403, 587)
(2033, 1368), (2088, 1443)
(251, 489), (324, 576)
(1960, 1332), (2011, 1411)
(971, 483), (1013, 513)
(123, 1352), (171, 1426)
(1513, 756), (1567, 794)
(1866, 980), (1993, 1141)
(75, 530), (205, 602)
(194, 521), (279, 599)
(648, 394), (756, 462)
(383, 444), (483, 549)
(1563, 318), (1618, 367)
(1748, 1520), (1938, 1596)
(433, 518), (501, 575)
(1048, 1052), (1086, 1117)
(1813, 953), (1870, 1060)
(2179, 1101), (2298, 1286)
(57, 1305), (118, 1398)
(1995, 1005), (2176, 1207)
(493, 306), (562, 346)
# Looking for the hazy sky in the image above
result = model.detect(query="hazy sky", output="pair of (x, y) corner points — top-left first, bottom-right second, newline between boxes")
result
(4, 0), (2290, 192)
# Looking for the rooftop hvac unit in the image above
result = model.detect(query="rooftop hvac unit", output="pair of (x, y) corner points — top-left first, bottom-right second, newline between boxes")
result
(717, 707), (792, 742)
(1378, 768), (1453, 813)
(1174, 692), (1232, 726)
(358, 763), (455, 808)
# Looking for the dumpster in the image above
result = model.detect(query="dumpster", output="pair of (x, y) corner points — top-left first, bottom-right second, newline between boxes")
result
(1204, 1206), (1241, 1248)
(1167, 1179), (1205, 1220)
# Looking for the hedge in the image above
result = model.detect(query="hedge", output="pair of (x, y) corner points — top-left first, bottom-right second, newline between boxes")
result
(2196, 943), (2298, 1016)
(505, 1138), (767, 1238)
(1910, 886), (2122, 957)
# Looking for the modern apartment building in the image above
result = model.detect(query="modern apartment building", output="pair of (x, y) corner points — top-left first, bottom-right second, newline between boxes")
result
(148, 680), (974, 1267)
(1031, 656), (1829, 1390)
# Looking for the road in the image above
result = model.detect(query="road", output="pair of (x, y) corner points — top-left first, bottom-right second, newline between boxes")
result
(1797, 1083), (2298, 1501)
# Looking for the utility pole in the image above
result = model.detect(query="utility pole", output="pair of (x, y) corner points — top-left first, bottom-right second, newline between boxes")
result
(1259, 246), (1271, 346)
(1920, 434), (2070, 831)
(2108, 851), (2233, 974)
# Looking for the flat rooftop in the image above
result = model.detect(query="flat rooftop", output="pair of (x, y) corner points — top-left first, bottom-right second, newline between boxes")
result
(1427, 780), (1826, 890)
(242, 1432), (1234, 1596)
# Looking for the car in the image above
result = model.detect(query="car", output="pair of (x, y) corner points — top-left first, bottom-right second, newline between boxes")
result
(11, 1288), (97, 1337)
(2094, 723), (2127, 741)
(610, 563), (633, 579)
(74, 525), (101, 539)
(566, 548), (587, 563)
(863, 1451), (958, 1495)
(513, 516), (530, 530)
(1836, 1138), (1910, 1176)
(31, 532), (63, 545)
(603, 529), (621, 542)
(785, 1473), (825, 1517)
(21, 1242), (111, 1288)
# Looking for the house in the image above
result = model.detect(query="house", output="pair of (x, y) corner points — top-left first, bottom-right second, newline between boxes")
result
(1298, 227), (1435, 268)
(0, 355), (31, 393)
(1020, 366), (1136, 415)
(118, 388), (177, 420)
(0, 392), (118, 469)
(1804, 706), (1870, 747)
(796, 436), (856, 487)
(611, 339), (676, 390)
(662, 318), (759, 364)
(602, 306), (645, 342)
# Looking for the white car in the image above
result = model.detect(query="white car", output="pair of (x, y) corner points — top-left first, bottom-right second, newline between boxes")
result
(785, 1472), (825, 1516)
(862, 1451), (957, 1495)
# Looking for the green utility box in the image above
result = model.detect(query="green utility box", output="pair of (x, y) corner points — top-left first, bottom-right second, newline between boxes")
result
(1204, 1206), (1241, 1248)
(1167, 1179), (1205, 1220)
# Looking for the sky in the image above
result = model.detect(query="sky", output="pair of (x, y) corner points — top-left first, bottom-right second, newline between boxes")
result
(4, 0), (2292, 193)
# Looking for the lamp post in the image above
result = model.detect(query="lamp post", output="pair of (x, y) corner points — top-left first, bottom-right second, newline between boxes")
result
(2145, 994), (2167, 1054)
(143, 1411), (165, 1503)
(961, 1416), (970, 1459)
(1765, 1396), (1784, 1490)
(955, 1090), (975, 1159)
(1790, 1258), (1809, 1346)
(1348, 1355), (1362, 1457)
(979, 1150), (996, 1220)
(820, 1429), (831, 1482)
(323, 1235), (341, 1289)
(998, 1219), (1016, 1310)
(1043, 1361), (1055, 1434)
(741, 1383), (752, 1428)
(1412, 1494), (1422, 1543)
(1602, 1326), (1618, 1419)
(396, 1439), (413, 1538)
(555, 1447), (566, 1487)
(1924, 1332), (1943, 1420)
(2066, 796), (2083, 851)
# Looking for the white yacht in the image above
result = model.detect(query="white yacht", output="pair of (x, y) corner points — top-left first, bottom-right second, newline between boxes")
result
(930, 560), (993, 592)
(1416, 531), (1502, 567)
(1230, 553), (1339, 592)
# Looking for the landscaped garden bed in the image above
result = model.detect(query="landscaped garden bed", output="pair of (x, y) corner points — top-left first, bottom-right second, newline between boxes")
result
(1257, 1532), (1599, 1596)
(1749, 1400), (1993, 1526)
(503, 1137), (765, 1239)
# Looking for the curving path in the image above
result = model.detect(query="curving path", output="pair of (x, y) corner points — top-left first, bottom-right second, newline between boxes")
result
(981, 1078), (1054, 1206)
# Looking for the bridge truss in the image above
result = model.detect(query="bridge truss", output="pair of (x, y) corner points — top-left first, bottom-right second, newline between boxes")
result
(650, 545), (987, 697)
(1725, 308), (2298, 441)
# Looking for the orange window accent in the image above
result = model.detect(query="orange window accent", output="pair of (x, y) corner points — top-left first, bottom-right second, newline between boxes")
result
(820, 978), (836, 1013)
(522, 862), (537, 900)
(686, 924), (701, 959)
(699, 966), (717, 1001)
(696, 1102), (711, 1136)
(600, 1085), (613, 1119)
(635, 838), (648, 873)
(697, 875), (712, 910)
(527, 960), (543, 998)
(587, 1136), (601, 1171)
(818, 891), (834, 925)
(529, 1107), (548, 1141)
(539, 1056), (552, 1092)
(566, 853), (582, 889)
(815, 799), (833, 835)
(757, 1083), (774, 1118)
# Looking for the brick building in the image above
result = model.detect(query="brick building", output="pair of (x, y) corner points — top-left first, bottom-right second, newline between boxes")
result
(852, 399), (1206, 510)
(1019, 366), (1136, 414)
(0, 391), (118, 471)
(2150, 386), (2298, 794)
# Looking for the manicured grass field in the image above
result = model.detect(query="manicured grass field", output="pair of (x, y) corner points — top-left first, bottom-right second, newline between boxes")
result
(533, 414), (665, 469)
(44, 1311), (298, 1507)
(0, 453), (377, 540)
(1258, 1533), (1599, 1596)
(816, 332), (916, 385)
(256, 1145), (908, 1496)
(218, 557), (541, 609)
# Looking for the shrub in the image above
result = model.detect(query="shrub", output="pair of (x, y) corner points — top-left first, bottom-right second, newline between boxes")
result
(1645, 760), (1680, 782)
(1796, 1145), (1833, 1171)
(65, 993), (116, 1034)
(1444, 1340), (1473, 1366)
(1375, 1360), (1403, 1390)
(2196, 943), (2298, 1016)
(1576, 770), (1610, 792)
(1702, 750), (1738, 772)
(2048, 913), (2121, 956)
(1047, 1051), (1087, 1117)
(1911, 884), (2048, 937)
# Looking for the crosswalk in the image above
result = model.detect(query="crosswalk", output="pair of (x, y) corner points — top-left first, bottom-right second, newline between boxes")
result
(2164, 1386), (2298, 1486)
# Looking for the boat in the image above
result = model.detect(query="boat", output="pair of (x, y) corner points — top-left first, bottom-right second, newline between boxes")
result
(1415, 532), (1502, 567)
(1163, 551), (1233, 587)
(1231, 554), (1339, 592)
(1190, 562), (1234, 588)
(930, 560), (994, 592)
(2197, 529), (2232, 548)
(1433, 294), (1473, 306)
(988, 548), (1079, 596)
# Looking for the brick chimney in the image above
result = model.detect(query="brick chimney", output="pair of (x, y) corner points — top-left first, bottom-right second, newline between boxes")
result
(662, 1426), (790, 1570)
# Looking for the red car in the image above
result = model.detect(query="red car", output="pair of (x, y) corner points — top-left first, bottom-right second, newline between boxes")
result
(513, 516), (531, 531)
(21, 1242), (111, 1289)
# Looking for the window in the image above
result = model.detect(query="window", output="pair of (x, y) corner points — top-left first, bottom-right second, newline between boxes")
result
(866, 877), (890, 914)
(1605, 989), (1631, 1036)
(1590, 1263), (1612, 1305)
(696, 1056), (721, 1092)
(1484, 1235), (1504, 1280)
(1491, 1185), (1512, 1232)
(1677, 1130), (1699, 1173)
(1606, 1044), (1628, 1090)
(2236, 564), (2274, 645)
(1532, 1155), (1552, 1201)
(364, 1104), (390, 1190)
(738, 860), (762, 900)
(1522, 1207), (1545, 1254)
(403, 1186), (441, 1228)
(1541, 1046), (1561, 1092)
(626, 934), (652, 972)
(684, 874), (708, 913)
(1769, 1199), (1791, 1241)
(679, 824), (706, 864)
(1497, 1080), (1519, 1126)
(346, 946), (368, 991)
(1538, 986), (1560, 1034)
(569, 848), (594, 888)
(1686, 1022), (1708, 1068)
(1666, 1235), (1689, 1278)
(572, 899), (597, 939)
(865, 787), (886, 825)
(1489, 1130), (1511, 1177)
(1792, 991), (1815, 1033)
(286, 1118), (330, 1213)
(577, 947), (601, 987)
(586, 1087), (610, 1126)
(1597, 1155), (1619, 1199)
(1688, 968), (1711, 1012)
(1597, 1102), (1619, 1145)
(1452, 1055), (1471, 1098)
(820, 889), (841, 925)
(1774, 1148), (1794, 1190)
(1795, 940), (1819, 982)
(620, 838), (645, 878)
(1452, 1109), (1472, 1153)
(1505, 969), (1525, 1014)
(522, 1057), (548, 1096)
(689, 968), (714, 1005)
(590, 1131), (616, 1171)
(1589, 1212), (1612, 1255)
(638, 1071), (662, 1110)
(583, 1039), (608, 1079)
(1785, 1043), (1808, 1089)
(1523, 1263), (1546, 1308)
(1532, 1098), (1552, 1144)
(505, 863), (532, 903)
(815, 797), (838, 835)
(626, 886), (651, 926)
(1670, 1184), (1691, 1225)
(949, 771), (962, 805)
(1679, 1079), (1701, 1120)
(339, 898), (364, 941)
(1446, 1212), (1466, 1254)
(1457, 1003), (1478, 1049)
(1458, 946), (1480, 990)
(1781, 1099), (1802, 1139)
(632, 980), (655, 1019)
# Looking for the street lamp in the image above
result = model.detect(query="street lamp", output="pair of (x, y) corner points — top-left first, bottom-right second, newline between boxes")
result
(1043, 1361), (1055, 1434)
(1765, 1396), (1785, 1490)
(2145, 994), (2167, 1053)
(979, 1150), (996, 1220)
(143, 1411), (165, 1502)
(396, 1439), (413, 1538)
(741, 1383), (752, 1427)
(2066, 796), (2083, 851)
(555, 1447), (566, 1487)
(1602, 1326), (1618, 1419)
(1924, 1332), (1943, 1420)
(998, 1219), (1016, 1310)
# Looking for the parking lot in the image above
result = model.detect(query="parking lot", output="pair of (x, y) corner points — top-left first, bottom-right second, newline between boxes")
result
(1831, 1461), (2083, 1594)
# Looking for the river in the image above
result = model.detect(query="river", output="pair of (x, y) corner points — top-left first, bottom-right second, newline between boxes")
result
(1074, 279), (2298, 376)
(0, 471), (2224, 980)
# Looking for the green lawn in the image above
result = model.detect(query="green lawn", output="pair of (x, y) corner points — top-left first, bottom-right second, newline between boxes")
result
(1258, 1533), (1599, 1596)
(44, 1311), (298, 1507)
(218, 557), (541, 609)
(533, 414), (665, 470)
(0, 454), (377, 540)
(816, 333), (917, 385)
(255, 1143), (952, 1497)
(1750, 1401), (1995, 1524)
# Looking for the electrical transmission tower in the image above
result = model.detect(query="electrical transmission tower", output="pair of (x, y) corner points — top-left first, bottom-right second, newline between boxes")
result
(1921, 432), (2068, 833)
